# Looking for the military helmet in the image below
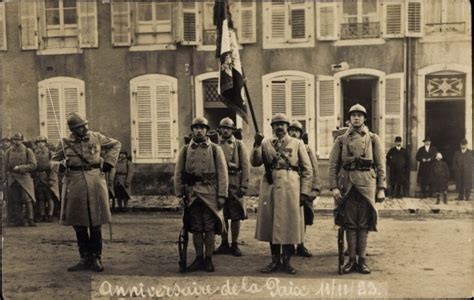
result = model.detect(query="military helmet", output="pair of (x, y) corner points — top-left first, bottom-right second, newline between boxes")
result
(348, 104), (367, 116)
(190, 117), (210, 130)
(11, 132), (24, 141)
(67, 112), (88, 129)
(270, 113), (290, 126)
(288, 120), (304, 132)
(35, 136), (48, 143)
(2, 135), (11, 142)
(218, 117), (236, 129)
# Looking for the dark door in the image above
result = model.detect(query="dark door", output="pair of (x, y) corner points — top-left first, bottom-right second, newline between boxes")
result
(342, 76), (378, 131)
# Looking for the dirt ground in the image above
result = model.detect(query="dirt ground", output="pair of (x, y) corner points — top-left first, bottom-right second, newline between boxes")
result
(2, 213), (473, 299)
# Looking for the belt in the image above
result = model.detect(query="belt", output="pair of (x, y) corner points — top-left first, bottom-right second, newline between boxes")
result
(228, 167), (241, 175)
(273, 165), (299, 172)
(342, 165), (372, 171)
(68, 164), (101, 171)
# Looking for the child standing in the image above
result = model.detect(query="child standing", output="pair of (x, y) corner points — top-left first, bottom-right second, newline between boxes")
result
(432, 152), (449, 204)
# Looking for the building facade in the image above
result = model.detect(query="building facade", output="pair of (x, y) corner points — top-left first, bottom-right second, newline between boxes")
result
(1, 0), (471, 195)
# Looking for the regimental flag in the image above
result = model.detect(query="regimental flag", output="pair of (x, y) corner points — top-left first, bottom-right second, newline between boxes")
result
(214, 0), (248, 123)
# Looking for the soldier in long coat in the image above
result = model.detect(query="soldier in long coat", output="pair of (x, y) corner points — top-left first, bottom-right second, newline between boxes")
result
(1, 136), (12, 224)
(416, 137), (438, 198)
(251, 113), (313, 275)
(452, 139), (472, 200)
(112, 151), (134, 212)
(174, 117), (229, 272)
(329, 104), (386, 274)
(214, 118), (249, 257)
(33, 136), (60, 222)
(386, 136), (409, 198)
(52, 112), (121, 272)
(3, 133), (37, 227)
(288, 120), (320, 257)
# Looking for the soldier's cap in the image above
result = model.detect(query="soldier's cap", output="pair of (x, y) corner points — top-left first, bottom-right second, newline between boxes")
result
(395, 136), (402, 142)
(218, 117), (236, 129)
(11, 133), (24, 141)
(423, 136), (431, 142)
(460, 138), (468, 145)
(288, 120), (304, 132)
(190, 117), (210, 130)
(35, 136), (48, 143)
(67, 112), (88, 129)
(2, 136), (11, 141)
(270, 113), (290, 126)
(348, 103), (367, 116)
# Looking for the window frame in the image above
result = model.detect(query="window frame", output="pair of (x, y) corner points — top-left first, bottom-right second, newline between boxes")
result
(422, 0), (471, 42)
(0, 1), (6, 51)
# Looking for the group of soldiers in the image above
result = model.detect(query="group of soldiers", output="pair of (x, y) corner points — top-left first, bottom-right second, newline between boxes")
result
(174, 103), (384, 275)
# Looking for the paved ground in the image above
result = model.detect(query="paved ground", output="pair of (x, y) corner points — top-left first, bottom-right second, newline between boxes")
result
(2, 212), (473, 299)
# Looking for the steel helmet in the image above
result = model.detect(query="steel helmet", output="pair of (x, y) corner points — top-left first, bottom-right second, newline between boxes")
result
(191, 117), (210, 130)
(11, 132), (24, 141)
(288, 120), (304, 132)
(218, 117), (236, 129)
(2, 135), (11, 142)
(348, 104), (367, 116)
(270, 113), (290, 126)
(67, 112), (88, 129)
(35, 136), (48, 143)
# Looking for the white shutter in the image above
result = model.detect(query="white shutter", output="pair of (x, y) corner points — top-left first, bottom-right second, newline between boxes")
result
(405, 0), (423, 37)
(269, 0), (287, 43)
(382, 1), (403, 38)
(172, 2), (181, 43)
(181, 2), (201, 45)
(155, 82), (173, 158)
(78, 0), (98, 48)
(290, 79), (306, 118)
(0, 2), (6, 51)
(317, 76), (337, 159)
(111, 1), (131, 46)
(384, 73), (404, 151)
(316, 1), (339, 41)
(19, 0), (39, 50)
(237, 1), (256, 44)
(135, 84), (154, 159)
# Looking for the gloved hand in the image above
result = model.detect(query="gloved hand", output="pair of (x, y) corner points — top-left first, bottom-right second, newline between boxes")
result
(217, 196), (226, 209)
(376, 189), (385, 203)
(300, 193), (310, 206)
(236, 186), (247, 198)
(332, 188), (343, 205)
(102, 162), (114, 173)
(253, 133), (264, 147)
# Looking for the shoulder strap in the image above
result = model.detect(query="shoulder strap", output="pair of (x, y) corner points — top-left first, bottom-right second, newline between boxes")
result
(62, 138), (90, 165)
(211, 143), (218, 169)
(182, 145), (188, 172)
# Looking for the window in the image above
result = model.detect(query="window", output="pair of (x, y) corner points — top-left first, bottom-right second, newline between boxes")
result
(263, 0), (314, 49)
(341, 0), (380, 39)
(0, 1), (6, 51)
(19, 0), (97, 54)
(262, 71), (315, 149)
(38, 77), (86, 145)
(130, 75), (179, 163)
(424, 0), (469, 36)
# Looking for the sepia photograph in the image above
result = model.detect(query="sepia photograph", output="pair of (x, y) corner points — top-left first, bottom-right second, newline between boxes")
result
(0, 0), (472, 298)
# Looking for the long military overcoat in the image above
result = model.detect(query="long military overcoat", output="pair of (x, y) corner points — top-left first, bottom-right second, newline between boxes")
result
(452, 149), (472, 191)
(304, 145), (320, 226)
(112, 157), (134, 199)
(4, 144), (37, 203)
(52, 131), (121, 227)
(251, 134), (312, 244)
(34, 147), (60, 202)
(328, 125), (386, 231)
(174, 137), (229, 234)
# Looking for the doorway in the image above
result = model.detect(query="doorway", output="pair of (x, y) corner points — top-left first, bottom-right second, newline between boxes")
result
(341, 76), (379, 132)
(202, 78), (236, 130)
(426, 100), (465, 179)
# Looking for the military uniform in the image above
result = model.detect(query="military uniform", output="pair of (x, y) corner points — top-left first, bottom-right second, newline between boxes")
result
(1, 137), (11, 224)
(112, 153), (134, 212)
(52, 112), (121, 272)
(328, 104), (386, 274)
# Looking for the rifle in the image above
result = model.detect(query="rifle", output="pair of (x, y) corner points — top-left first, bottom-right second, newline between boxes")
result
(178, 136), (191, 273)
(337, 223), (344, 275)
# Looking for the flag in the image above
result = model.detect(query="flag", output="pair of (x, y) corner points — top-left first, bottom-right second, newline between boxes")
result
(214, 0), (248, 123)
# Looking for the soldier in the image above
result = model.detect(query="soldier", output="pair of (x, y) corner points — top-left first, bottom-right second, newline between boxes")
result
(3, 133), (37, 227)
(213, 117), (250, 257)
(33, 136), (60, 222)
(386, 136), (409, 199)
(329, 104), (386, 274)
(251, 113), (313, 275)
(1, 136), (11, 224)
(416, 137), (438, 198)
(52, 112), (121, 272)
(174, 117), (228, 272)
(113, 151), (134, 212)
(287, 120), (320, 257)
(452, 139), (472, 201)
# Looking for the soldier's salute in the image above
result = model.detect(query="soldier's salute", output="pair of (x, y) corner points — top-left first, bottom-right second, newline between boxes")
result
(52, 112), (121, 272)
(214, 117), (250, 257)
(251, 113), (313, 274)
(174, 117), (229, 272)
(329, 104), (386, 274)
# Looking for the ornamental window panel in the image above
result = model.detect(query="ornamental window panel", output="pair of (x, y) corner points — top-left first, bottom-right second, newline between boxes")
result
(425, 74), (466, 99)
(203, 78), (226, 108)
(341, 0), (380, 40)
(424, 0), (468, 35)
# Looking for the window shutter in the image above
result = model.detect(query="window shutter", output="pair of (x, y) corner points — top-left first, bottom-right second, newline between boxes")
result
(172, 2), (181, 43)
(316, 1), (339, 41)
(78, 0), (98, 48)
(134, 84), (154, 159)
(289, 0), (312, 42)
(384, 73), (404, 151)
(269, 0), (287, 43)
(237, 1), (256, 44)
(19, 0), (39, 50)
(290, 79), (306, 118)
(317, 76), (337, 159)
(155, 82), (174, 158)
(181, 2), (201, 45)
(405, 0), (423, 37)
(0, 2), (6, 51)
(111, 1), (131, 46)
(382, 1), (403, 38)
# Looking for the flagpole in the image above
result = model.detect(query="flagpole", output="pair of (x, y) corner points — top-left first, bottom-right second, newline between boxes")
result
(243, 83), (259, 134)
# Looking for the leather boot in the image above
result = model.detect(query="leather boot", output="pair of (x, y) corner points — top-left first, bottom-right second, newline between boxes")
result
(261, 254), (281, 273)
(358, 257), (371, 274)
(67, 253), (91, 272)
(296, 243), (312, 257)
(90, 254), (104, 272)
(436, 194), (440, 205)
(231, 242), (242, 257)
(282, 254), (296, 274)
(187, 256), (204, 272)
(343, 258), (358, 274)
(443, 192), (448, 204)
(204, 256), (215, 272)
(213, 242), (230, 255)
